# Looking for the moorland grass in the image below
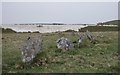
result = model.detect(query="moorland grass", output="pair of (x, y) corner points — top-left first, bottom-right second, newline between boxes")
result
(2, 31), (119, 73)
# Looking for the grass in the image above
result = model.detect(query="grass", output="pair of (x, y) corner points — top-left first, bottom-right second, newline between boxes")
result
(0, 31), (2, 74)
(2, 31), (119, 73)
(102, 20), (120, 25)
(2, 28), (16, 33)
(79, 26), (118, 32)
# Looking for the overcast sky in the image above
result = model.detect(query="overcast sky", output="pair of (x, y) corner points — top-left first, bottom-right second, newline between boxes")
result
(2, 2), (118, 24)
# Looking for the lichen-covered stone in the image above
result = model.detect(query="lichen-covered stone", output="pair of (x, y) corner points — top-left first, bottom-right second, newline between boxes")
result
(78, 31), (96, 47)
(78, 33), (86, 47)
(56, 37), (73, 50)
(21, 36), (43, 63)
(86, 30), (96, 43)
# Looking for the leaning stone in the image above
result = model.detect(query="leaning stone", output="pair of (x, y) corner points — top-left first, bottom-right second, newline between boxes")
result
(21, 36), (43, 63)
(86, 30), (96, 43)
(78, 31), (97, 47)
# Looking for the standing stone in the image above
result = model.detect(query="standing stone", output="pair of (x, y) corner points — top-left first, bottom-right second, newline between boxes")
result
(21, 36), (43, 63)
(56, 37), (73, 50)
(78, 33), (86, 48)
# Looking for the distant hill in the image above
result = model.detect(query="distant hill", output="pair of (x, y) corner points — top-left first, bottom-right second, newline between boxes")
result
(97, 20), (120, 25)
(2, 28), (16, 33)
(79, 26), (118, 32)
(103, 20), (120, 25)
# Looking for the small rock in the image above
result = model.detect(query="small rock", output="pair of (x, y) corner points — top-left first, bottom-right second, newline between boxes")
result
(107, 63), (111, 67)
(91, 62), (95, 66)
(15, 63), (24, 69)
(100, 52), (104, 55)
(1, 37), (4, 39)
(86, 53), (92, 56)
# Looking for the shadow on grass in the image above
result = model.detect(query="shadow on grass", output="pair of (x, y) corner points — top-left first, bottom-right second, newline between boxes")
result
(95, 65), (120, 74)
